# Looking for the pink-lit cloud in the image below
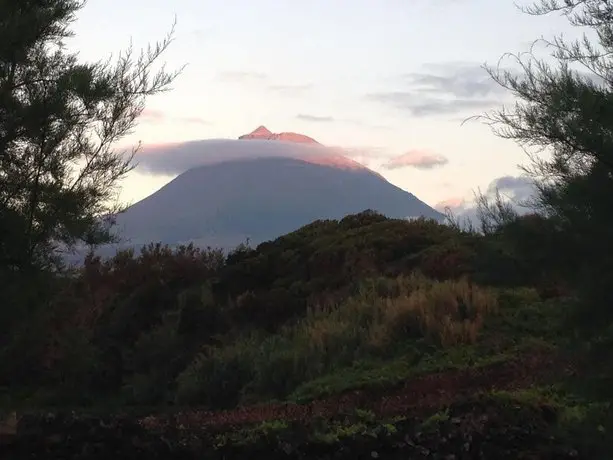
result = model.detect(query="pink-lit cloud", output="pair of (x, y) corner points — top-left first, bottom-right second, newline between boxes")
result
(133, 138), (381, 176)
(435, 197), (466, 211)
(382, 149), (449, 170)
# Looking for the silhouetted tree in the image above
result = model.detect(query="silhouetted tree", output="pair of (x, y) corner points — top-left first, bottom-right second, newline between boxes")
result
(0, 0), (181, 274)
(0, 0), (182, 362)
(481, 0), (613, 331)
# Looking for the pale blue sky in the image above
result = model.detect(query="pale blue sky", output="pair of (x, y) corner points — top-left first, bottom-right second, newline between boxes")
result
(68, 0), (577, 210)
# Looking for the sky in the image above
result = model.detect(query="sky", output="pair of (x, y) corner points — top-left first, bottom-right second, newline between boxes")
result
(66, 0), (580, 214)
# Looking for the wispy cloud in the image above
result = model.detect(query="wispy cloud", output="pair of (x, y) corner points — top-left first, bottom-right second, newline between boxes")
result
(382, 149), (449, 170)
(406, 62), (506, 98)
(296, 114), (335, 123)
(367, 61), (508, 117)
(369, 93), (499, 117)
(139, 108), (210, 126)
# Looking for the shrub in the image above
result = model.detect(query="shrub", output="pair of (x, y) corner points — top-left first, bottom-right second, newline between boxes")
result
(121, 313), (185, 405)
(378, 277), (498, 347)
(174, 339), (257, 408)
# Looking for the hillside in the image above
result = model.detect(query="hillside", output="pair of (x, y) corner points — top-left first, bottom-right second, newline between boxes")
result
(1, 211), (610, 459)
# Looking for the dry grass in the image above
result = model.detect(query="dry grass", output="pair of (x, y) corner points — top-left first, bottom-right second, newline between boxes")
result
(379, 277), (498, 347)
(302, 273), (498, 352)
(176, 274), (500, 404)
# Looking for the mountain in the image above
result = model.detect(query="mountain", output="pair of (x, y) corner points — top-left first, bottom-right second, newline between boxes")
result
(239, 125), (319, 144)
(91, 127), (444, 258)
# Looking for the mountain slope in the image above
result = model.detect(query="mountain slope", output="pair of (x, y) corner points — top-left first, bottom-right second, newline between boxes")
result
(112, 156), (443, 249)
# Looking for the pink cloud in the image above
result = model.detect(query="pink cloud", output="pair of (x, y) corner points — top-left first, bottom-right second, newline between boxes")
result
(131, 138), (383, 176)
(382, 149), (448, 170)
(435, 197), (466, 211)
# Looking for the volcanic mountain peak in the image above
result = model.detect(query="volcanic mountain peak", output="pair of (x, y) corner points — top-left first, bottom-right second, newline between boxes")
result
(237, 126), (370, 172)
(250, 125), (272, 137)
(239, 126), (319, 145)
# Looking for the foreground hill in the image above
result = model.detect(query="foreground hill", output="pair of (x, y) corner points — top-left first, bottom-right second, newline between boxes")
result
(1, 211), (610, 458)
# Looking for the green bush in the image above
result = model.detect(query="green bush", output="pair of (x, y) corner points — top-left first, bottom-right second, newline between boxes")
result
(175, 339), (257, 408)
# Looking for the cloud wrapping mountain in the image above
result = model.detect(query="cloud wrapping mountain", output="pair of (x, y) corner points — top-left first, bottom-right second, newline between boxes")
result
(136, 137), (366, 176)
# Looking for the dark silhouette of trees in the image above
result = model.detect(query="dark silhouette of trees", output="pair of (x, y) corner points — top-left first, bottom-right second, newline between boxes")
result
(0, 0), (181, 340)
(0, 0), (180, 273)
(479, 0), (613, 331)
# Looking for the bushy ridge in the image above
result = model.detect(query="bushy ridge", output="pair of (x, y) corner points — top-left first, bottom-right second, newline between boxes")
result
(0, 211), (559, 407)
(2, 208), (611, 458)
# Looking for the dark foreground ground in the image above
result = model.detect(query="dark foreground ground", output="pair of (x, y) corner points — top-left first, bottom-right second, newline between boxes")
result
(2, 349), (606, 460)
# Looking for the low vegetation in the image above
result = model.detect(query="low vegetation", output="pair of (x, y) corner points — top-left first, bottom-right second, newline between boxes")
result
(1, 211), (612, 457)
